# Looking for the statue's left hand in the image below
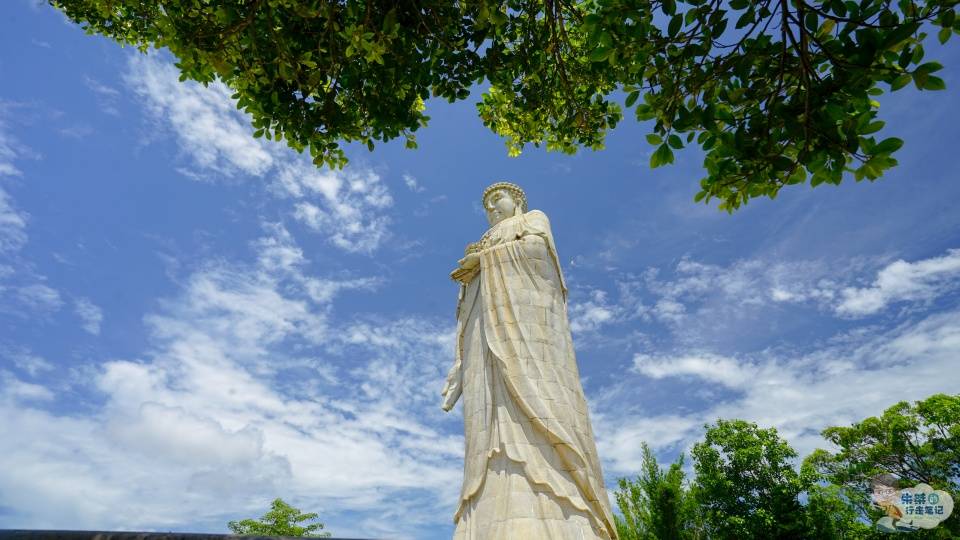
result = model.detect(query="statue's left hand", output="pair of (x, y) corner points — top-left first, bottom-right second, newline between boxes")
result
(458, 252), (480, 269)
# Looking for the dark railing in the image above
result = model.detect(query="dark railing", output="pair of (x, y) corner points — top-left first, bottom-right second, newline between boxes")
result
(0, 531), (369, 540)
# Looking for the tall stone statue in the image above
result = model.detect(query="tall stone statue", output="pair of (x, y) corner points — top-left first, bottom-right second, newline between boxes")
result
(442, 182), (618, 539)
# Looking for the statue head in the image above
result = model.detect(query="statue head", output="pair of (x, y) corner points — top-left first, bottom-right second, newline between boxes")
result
(482, 182), (527, 226)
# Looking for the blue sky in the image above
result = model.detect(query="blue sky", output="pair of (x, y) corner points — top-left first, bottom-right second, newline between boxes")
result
(2, 2), (960, 538)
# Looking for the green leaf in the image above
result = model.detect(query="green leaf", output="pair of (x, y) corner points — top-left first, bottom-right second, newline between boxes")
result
(921, 75), (946, 90)
(861, 121), (884, 134)
(668, 134), (684, 149)
(646, 133), (663, 145)
(668, 14), (683, 37)
(817, 19), (836, 38)
(635, 104), (656, 121)
(589, 47), (612, 62)
(873, 137), (903, 154)
(626, 91), (640, 107)
(917, 61), (944, 74)
(650, 143), (675, 167)
(890, 74), (912, 91)
(662, 0), (677, 16)
(939, 27), (952, 44)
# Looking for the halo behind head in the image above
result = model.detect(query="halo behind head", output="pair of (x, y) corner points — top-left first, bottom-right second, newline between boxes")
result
(482, 181), (528, 213)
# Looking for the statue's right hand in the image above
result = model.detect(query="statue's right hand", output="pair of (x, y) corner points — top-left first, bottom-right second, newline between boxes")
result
(441, 380), (461, 411)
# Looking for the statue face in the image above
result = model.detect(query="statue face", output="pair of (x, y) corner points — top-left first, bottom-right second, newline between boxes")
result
(485, 189), (517, 226)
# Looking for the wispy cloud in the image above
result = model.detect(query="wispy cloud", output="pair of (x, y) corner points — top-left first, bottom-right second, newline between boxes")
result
(4, 346), (54, 376)
(836, 249), (960, 317)
(0, 107), (67, 320)
(593, 249), (960, 346)
(0, 114), (23, 178)
(124, 57), (273, 177)
(0, 112), (29, 253)
(124, 55), (393, 254)
(0, 225), (460, 538)
(15, 283), (62, 313)
(569, 288), (621, 334)
(402, 173), (425, 192)
(83, 76), (121, 116)
(594, 307), (960, 475)
(632, 352), (756, 389)
(279, 162), (392, 254)
(0, 186), (27, 253)
(74, 297), (103, 335)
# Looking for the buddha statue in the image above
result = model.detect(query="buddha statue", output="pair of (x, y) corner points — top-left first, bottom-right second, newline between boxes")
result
(442, 182), (617, 539)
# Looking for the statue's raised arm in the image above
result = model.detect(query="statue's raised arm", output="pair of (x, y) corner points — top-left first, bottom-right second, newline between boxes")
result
(442, 182), (617, 540)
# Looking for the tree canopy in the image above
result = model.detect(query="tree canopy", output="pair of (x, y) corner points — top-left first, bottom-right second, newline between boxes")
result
(612, 394), (959, 539)
(691, 419), (809, 538)
(52, 0), (958, 210)
(227, 498), (332, 538)
(804, 393), (960, 536)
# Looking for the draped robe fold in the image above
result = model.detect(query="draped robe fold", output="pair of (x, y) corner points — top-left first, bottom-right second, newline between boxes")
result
(442, 210), (617, 540)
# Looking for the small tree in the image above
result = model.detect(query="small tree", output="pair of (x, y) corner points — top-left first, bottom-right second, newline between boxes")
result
(691, 419), (808, 539)
(614, 443), (701, 540)
(228, 498), (332, 538)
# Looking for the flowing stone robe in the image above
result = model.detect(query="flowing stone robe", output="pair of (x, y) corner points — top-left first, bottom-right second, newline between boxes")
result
(442, 210), (617, 540)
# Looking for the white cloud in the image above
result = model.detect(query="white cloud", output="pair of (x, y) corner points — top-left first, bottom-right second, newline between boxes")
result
(1, 371), (54, 401)
(74, 297), (104, 335)
(0, 227), (462, 538)
(632, 352), (756, 389)
(402, 173), (425, 192)
(83, 75), (122, 116)
(58, 125), (95, 139)
(125, 56), (274, 177)
(124, 55), (394, 254)
(836, 249), (960, 317)
(0, 186), (27, 253)
(594, 307), (960, 475)
(5, 347), (54, 376)
(251, 222), (306, 274)
(281, 162), (392, 254)
(569, 289), (620, 333)
(608, 249), (960, 342)
(0, 114), (28, 253)
(251, 222), (381, 300)
(595, 413), (701, 473)
(16, 283), (62, 313)
(0, 113), (23, 178)
(84, 76), (120, 97)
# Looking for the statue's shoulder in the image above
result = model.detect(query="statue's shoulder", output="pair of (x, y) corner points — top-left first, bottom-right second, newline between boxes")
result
(524, 209), (550, 222)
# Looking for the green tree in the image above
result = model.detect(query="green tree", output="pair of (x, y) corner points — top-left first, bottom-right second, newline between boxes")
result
(227, 498), (332, 538)
(614, 443), (703, 540)
(804, 393), (960, 537)
(691, 419), (808, 539)
(50, 0), (958, 210)
(802, 482), (875, 539)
